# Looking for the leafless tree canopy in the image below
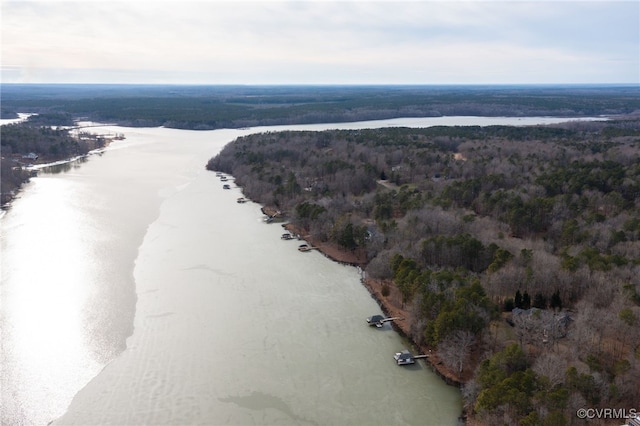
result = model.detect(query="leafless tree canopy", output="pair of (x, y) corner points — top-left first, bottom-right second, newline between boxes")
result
(207, 117), (640, 423)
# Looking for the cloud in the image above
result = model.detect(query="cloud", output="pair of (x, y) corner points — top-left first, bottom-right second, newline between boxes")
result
(2, 0), (638, 83)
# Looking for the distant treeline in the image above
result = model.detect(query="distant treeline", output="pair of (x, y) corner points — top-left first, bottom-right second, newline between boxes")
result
(2, 84), (639, 130)
(207, 118), (640, 425)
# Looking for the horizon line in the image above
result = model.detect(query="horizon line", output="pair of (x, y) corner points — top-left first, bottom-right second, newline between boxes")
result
(2, 82), (638, 87)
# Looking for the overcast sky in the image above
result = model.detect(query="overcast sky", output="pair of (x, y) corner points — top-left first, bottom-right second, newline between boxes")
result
(1, 0), (638, 85)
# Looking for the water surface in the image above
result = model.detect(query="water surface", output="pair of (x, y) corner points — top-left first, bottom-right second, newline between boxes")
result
(1, 116), (603, 425)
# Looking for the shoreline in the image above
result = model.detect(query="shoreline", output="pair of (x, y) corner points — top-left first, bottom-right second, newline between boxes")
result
(279, 216), (469, 422)
(1, 118), (119, 211)
(278, 216), (466, 388)
(25, 147), (109, 172)
(1, 145), (112, 211)
(361, 277), (466, 387)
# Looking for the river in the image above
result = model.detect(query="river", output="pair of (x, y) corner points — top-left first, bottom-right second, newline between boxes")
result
(0, 116), (603, 425)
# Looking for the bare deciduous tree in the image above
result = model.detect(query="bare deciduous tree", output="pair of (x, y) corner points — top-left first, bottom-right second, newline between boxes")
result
(532, 352), (567, 387)
(437, 330), (475, 375)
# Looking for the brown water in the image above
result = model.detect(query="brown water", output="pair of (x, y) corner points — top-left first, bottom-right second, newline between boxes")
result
(1, 117), (601, 425)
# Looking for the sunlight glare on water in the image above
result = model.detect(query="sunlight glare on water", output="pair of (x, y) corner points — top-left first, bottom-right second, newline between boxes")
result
(1, 178), (103, 423)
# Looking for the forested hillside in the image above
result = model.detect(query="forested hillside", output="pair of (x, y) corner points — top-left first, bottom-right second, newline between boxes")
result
(207, 117), (640, 425)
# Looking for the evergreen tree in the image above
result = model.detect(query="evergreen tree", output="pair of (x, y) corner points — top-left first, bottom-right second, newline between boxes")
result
(549, 290), (562, 311)
(515, 290), (523, 309)
(532, 293), (547, 309)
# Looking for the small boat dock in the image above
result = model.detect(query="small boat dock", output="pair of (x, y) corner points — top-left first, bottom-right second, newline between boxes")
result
(366, 314), (403, 328)
(394, 350), (429, 366)
(261, 207), (283, 223)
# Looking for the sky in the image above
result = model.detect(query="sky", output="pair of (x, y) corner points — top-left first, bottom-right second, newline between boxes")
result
(1, 0), (638, 85)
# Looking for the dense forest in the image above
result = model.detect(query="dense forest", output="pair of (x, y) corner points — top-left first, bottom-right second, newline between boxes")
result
(2, 84), (639, 130)
(3, 83), (637, 213)
(207, 117), (640, 425)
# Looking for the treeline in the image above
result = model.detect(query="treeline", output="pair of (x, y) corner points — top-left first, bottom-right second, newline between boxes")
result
(1, 123), (90, 158)
(0, 158), (31, 205)
(207, 118), (640, 425)
(3, 84), (639, 130)
(0, 122), (107, 206)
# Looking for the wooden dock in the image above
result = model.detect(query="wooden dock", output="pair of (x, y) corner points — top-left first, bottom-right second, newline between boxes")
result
(379, 316), (403, 324)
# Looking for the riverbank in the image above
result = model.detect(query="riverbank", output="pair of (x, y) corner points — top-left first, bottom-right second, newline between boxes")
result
(279, 217), (466, 387)
(281, 222), (368, 267)
(280, 217), (469, 424)
(1, 144), (113, 211)
(361, 277), (469, 386)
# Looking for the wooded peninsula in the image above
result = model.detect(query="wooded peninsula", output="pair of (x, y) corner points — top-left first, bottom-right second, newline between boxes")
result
(207, 116), (640, 425)
(3, 85), (640, 424)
